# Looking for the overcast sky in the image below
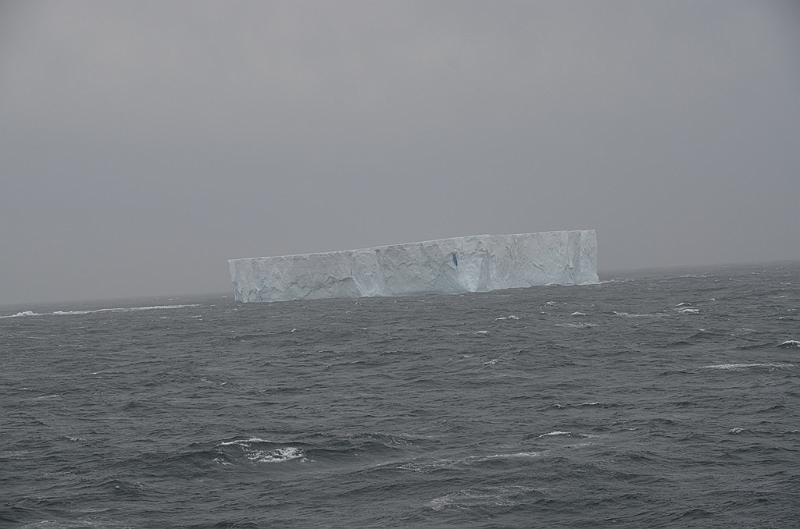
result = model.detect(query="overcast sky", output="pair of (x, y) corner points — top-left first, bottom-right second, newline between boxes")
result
(1, 0), (799, 305)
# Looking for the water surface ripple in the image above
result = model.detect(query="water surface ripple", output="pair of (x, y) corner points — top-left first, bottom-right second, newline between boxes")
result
(2, 264), (799, 527)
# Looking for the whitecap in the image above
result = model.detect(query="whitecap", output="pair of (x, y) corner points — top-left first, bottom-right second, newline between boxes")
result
(571, 311), (586, 316)
(54, 304), (199, 316)
(494, 315), (519, 321)
(400, 450), (540, 473)
(474, 330), (489, 335)
(778, 340), (800, 349)
(555, 322), (596, 328)
(534, 431), (597, 440)
(613, 311), (660, 318)
(218, 437), (271, 447)
(481, 451), (540, 460)
(702, 363), (793, 370)
(0, 311), (41, 319)
(677, 308), (699, 314)
(20, 519), (129, 528)
(247, 447), (306, 463)
(127, 304), (200, 311)
(3, 304), (200, 319)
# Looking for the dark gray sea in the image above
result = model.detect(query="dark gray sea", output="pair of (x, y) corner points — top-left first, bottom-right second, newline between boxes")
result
(2, 263), (799, 528)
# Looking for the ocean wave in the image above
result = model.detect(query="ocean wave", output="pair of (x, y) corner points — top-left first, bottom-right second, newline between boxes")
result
(400, 450), (541, 472)
(778, 340), (800, 349)
(0, 310), (42, 319)
(729, 427), (800, 436)
(702, 363), (794, 370)
(216, 437), (306, 463)
(531, 431), (598, 440)
(1, 304), (200, 319)
(613, 311), (662, 318)
(55, 304), (200, 315)
(246, 447), (306, 463)
(20, 520), (130, 529)
(428, 485), (539, 511)
(218, 437), (272, 447)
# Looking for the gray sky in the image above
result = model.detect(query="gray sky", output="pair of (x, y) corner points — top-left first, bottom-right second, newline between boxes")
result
(1, 0), (799, 305)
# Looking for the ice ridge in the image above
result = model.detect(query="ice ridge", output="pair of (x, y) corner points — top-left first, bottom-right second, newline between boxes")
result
(228, 230), (598, 303)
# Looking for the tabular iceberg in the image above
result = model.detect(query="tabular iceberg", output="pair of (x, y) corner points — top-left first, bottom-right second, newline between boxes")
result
(229, 230), (598, 303)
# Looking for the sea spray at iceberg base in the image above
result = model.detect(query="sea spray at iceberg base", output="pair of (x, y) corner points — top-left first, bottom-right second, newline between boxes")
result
(228, 230), (598, 302)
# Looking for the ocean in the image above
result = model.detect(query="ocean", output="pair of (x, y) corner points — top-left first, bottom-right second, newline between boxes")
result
(2, 263), (799, 528)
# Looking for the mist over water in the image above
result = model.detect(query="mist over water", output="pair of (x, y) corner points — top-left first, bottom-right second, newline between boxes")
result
(2, 263), (799, 528)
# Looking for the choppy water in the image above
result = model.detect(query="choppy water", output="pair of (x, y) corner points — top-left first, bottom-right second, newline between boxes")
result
(2, 263), (799, 528)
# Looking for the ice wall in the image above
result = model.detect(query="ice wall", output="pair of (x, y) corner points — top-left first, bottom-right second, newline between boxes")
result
(229, 230), (598, 303)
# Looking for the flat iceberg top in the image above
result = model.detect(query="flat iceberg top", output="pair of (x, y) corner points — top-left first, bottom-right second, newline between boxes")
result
(229, 230), (598, 303)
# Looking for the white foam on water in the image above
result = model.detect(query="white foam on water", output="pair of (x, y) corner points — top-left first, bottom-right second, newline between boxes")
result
(535, 431), (597, 439)
(702, 363), (794, 370)
(2, 304), (200, 319)
(20, 519), (129, 528)
(778, 340), (799, 348)
(677, 308), (700, 314)
(55, 304), (200, 315)
(400, 450), (541, 473)
(428, 485), (537, 511)
(613, 311), (661, 318)
(218, 437), (271, 447)
(247, 447), (306, 463)
(0, 311), (41, 319)
(571, 311), (586, 316)
(480, 451), (540, 460)
(2, 450), (30, 457)
(494, 315), (519, 321)
(555, 322), (597, 328)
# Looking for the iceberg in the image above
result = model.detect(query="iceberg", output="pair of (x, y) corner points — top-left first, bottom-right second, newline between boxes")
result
(229, 230), (598, 303)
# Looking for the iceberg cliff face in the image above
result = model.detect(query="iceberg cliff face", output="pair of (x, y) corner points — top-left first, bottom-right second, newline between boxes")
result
(229, 230), (598, 303)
